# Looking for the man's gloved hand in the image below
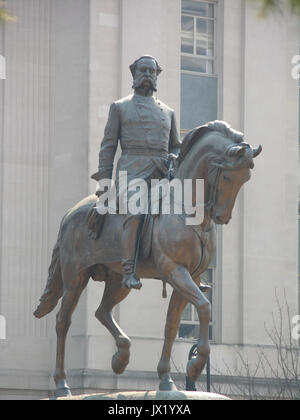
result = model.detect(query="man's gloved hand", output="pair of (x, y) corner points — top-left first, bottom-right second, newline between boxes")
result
(91, 170), (111, 197)
(91, 171), (101, 182)
(91, 171), (103, 197)
(95, 190), (102, 198)
(167, 153), (178, 180)
(168, 153), (178, 161)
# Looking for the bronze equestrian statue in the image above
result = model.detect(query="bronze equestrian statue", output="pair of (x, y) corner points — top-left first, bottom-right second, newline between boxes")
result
(34, 55), (262, 398)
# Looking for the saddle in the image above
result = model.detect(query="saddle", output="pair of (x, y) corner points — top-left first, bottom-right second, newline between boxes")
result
(86, 206), (154, 261)
(86, 206), (106, 240)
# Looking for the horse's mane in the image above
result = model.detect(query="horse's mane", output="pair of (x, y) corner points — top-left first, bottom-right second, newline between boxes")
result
(178, 121), (244, 165)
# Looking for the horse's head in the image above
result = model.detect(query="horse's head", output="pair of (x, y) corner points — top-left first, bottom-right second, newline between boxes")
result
(208, 141), (262, 224)
(177, 121), (262, 226)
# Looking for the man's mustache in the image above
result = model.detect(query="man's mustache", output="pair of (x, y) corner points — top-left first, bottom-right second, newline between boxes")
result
(132, 75), (157, 91)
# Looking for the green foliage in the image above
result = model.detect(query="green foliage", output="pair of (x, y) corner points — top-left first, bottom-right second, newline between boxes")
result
(0, 2), (17, 23)
(252, 0), (300, 16)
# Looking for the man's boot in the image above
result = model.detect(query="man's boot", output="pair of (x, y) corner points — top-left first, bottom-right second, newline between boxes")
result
(121, 215), (143, 290)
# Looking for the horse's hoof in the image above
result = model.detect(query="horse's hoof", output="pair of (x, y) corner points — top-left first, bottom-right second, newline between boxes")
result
(112, 351), (129, 375)
(34, 297), (57, 319)
(199, 283), (212, 293)
(54, 380), (72, 398)
(131, 281), (142, 290)
(187, 357), (206, 382)
(159, 375), (178, 391)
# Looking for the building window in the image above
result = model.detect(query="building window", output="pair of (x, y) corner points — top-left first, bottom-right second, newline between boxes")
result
(180, 0), (218, 130)
(179, 0), (219, 343)
(181, 0), (216, 75)
(179, 268), (214, 341)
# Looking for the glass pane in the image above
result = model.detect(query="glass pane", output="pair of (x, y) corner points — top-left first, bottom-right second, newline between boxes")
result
(182, 0), (214, 18)
(179, 324), (200, 339)
(181, 15), (194, 54)
(193, 306), (198, 321)
(181, 55), (208, 73)
(182, 303), (192, 321)
(207, 60), (214, 74)
(199, 269), (213, 321)
(210, 247), (216, 267)
(202, 269), (212, 284)
(196, 18), (214, 57)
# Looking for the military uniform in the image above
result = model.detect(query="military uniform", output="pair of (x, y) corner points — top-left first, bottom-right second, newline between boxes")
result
(94, 92), (180, 186)
(92, 92), (181, 289)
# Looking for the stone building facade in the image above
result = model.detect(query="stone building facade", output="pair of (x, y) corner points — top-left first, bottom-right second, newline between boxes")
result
(0, 0), (299, 399)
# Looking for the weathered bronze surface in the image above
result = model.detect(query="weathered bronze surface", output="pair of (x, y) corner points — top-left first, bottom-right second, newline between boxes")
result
(34, 56), (262, 398)
(91, 56), (181, 291)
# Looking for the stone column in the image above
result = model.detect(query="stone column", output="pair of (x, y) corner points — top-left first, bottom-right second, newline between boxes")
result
(219, 0), (246, 344)
(0, 0), (89, 397)
(242, 3), (299, 345)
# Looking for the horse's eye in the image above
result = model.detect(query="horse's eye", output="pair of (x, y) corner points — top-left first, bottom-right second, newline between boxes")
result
(223, 175), (231, 182)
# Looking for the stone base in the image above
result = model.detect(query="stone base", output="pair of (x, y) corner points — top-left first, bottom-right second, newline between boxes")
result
(55, 390), (230, 400)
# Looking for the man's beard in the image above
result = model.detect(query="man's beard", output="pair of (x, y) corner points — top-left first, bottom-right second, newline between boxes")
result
(132, 76), (157, 92)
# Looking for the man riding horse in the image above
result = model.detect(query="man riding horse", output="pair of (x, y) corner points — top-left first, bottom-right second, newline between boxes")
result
(91, 55), (181, 291)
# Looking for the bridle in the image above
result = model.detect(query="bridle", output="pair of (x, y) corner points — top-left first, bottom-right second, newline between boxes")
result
(204, 166), (222, 215)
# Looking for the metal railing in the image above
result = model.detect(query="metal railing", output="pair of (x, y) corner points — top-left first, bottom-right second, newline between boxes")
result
(186, 343), (211, 392)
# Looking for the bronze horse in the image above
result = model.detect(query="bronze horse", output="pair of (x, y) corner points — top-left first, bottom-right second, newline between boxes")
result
(34, 121), (262, 397)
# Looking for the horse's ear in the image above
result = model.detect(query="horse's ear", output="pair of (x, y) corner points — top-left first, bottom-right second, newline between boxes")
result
(252, 145), (262, 158)
(227, 145), (247, 158)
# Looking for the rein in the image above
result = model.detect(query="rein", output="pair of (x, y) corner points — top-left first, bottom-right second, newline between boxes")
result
(204, 166), (222, 214)
(188, 165), (222, 281)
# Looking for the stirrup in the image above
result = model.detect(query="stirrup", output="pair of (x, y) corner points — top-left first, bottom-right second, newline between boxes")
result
(122, 275), (142, 290)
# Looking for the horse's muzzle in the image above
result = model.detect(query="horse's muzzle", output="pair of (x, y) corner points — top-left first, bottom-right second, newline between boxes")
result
(214, 214), (231, 225)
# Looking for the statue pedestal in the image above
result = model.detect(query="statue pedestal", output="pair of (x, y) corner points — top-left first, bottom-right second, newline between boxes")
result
(55, 390), (230, 400)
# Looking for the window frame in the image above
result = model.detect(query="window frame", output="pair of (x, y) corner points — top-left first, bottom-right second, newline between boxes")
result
(178, 0), (221, 344)
(181, 0), (218, 77)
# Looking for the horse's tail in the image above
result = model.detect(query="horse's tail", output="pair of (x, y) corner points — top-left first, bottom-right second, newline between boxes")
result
(34, 239), (63, 319)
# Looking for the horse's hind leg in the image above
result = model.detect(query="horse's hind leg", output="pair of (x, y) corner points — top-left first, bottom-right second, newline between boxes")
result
(95, 271), (131, 375)
(157, 290), (188, 391)
(54, 270), (89, 398)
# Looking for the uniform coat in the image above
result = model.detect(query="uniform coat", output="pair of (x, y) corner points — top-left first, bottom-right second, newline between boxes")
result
(95, 93), (181, 189)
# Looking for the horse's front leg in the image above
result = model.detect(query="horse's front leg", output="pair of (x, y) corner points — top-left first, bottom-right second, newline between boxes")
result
(157, 290), (187, 390)
(168, 265), (211, 383)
